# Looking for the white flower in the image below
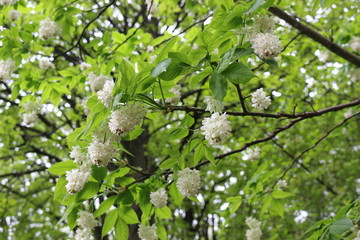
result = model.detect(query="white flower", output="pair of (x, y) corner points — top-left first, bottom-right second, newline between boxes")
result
(0, 59), (15, 81)
(88, 72), (109, 92)
(200, 112), (231, 146)
(177, 168), (201, 197)
(250, 33), (282, 60)
(252, 15), (276, 34)
(245, 217), (261, 229)
(38, 18), (61, 40)
(146, 46), (154, 53)
(318, 51), (330, 62)
(39, 59), (55, 70)
(0, 0), (17, 5)
(204, 96), (223, 113)
(246, 228), (262, 240)
(65, 168), (91, 194)
(22, 112), (39, 126)
(150, 188), (168, 208)
(349, 36), (360, 52)
(245, 217), (262, 240)
(77, 210), (97, 230)
(80, 62), (91, 71)
(97, 80), (114, 108)
(138, 224), (157, 240)
(167, 85), (181, 105)
(23, 102), (42, 114)
(108, 103), (147, 136)
(70, 146), (88, 165)
(8, 10), (22, 21)
(277, 179), (287, 190)
(242, 147), (260, 161)
(88, 138), (116, 166)
(251, 88), (271, 110)
(74, 228), (94, 240)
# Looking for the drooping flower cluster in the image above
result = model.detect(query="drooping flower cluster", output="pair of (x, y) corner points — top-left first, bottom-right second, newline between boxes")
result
(88, 136), (116, 166)
(80, 62), (91, 71)
(176, 168), (201, 197)
(108, 103), (147, 136)
(22, 102), (42, 126)
(74, 211), (97, 240)
(87, 72), (109, 92)
(277, 179), (288, 190)
(251, 88), (271, 110)
(39, 59), (55, 70)
(200, 112), (231, 146)
(138, 224), (158, 240)
(0, 0), (17, 5)
(252, 15), (276, 34)
(70, 146), (88, 165)
(250, 33), (282, 60)
(38, 18), (61, 40)
(167, 85), (181, 105)
(204, 96), (224, 113)
(150, 188), (168, 208)
(245, 217), (262, 240)
(97, 80), (114, 108)
(0, 59), (15, 81)
(349, 36), (360, 52)
(8, 10), (22, 21)
(65, 166), (91, 194)
(242, 147), (260, 161)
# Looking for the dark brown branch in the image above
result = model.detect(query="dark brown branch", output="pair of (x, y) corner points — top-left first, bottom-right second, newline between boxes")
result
(268, 6), (360, 67)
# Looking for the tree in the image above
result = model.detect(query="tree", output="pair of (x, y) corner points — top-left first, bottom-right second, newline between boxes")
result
(0, 0), (359, 239)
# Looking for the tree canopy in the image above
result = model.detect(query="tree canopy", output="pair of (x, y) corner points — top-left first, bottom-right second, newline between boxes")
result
(0, 0), (359, 239)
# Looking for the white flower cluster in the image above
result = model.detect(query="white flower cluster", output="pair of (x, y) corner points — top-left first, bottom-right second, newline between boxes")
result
(0, 0), (17, 5)
(150, 188), (168, 208)
(39, 59), (55, 70)
(242, 147), (260, 161)
(177, 168), (201, 197)
(88, 137), (116, 166)
(277, 179), (287, 190)
(38, 18), (61, 40)
(70, 146), (88, 165)
(97, 80), (114, 108)
(0, 59), (15, 81)
(75, 211), (97, 240)
(204, 96), (224, 113)
(251, 88), (271, 110)
(108, 103), (147, 136)
(8, 10), (22, 21)
(200, 113), (231, 146)
(252, 15), (276, 34)
(88, 72), (109, 92)
(245, 217), (262, 240)
(250, 33), (282, 60)
(65, 166), (91, 194)
(167, 85), (181, 105)
(138, 224), (157, 240)
(22, 102), (42, 126)
(349, 36), (360, 52)
(80, 62), (91, 71)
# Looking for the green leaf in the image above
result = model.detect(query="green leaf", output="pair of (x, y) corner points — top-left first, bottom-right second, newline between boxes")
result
(94, 196), (117, 218)
(169, 182), (184, 206)
(204, 145), (216, 165)
(67, 206), (80, 230)
(272, 190), (294, 199)
(270, 199), (284, 217)
(216, 48), (235, 73)
(47, 160), (78, 176)
(159, 157), (178, 169)
(156, 37), (178, 62)
(115, 218), (129, 240)
(189, 66), (212, 89)
(329, 218), (353, 235)
(244, 0), (265, 14)
(92, 166), (107, 182)
(76, 182), (99, 201)
(300, 219), (332, 240)
(209, 73), (227, 101)
(119, 206), (140, 224)
(194, 144), (205, 165)
(102, 209), (118, 237)
(151, 58), (172, 77)
(181, 114), (195, 128)
(167, 128), (189, 140)
(155, 206), (172, 219)
(156, 223), (167, 240)
(221, 62), (256, 84)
